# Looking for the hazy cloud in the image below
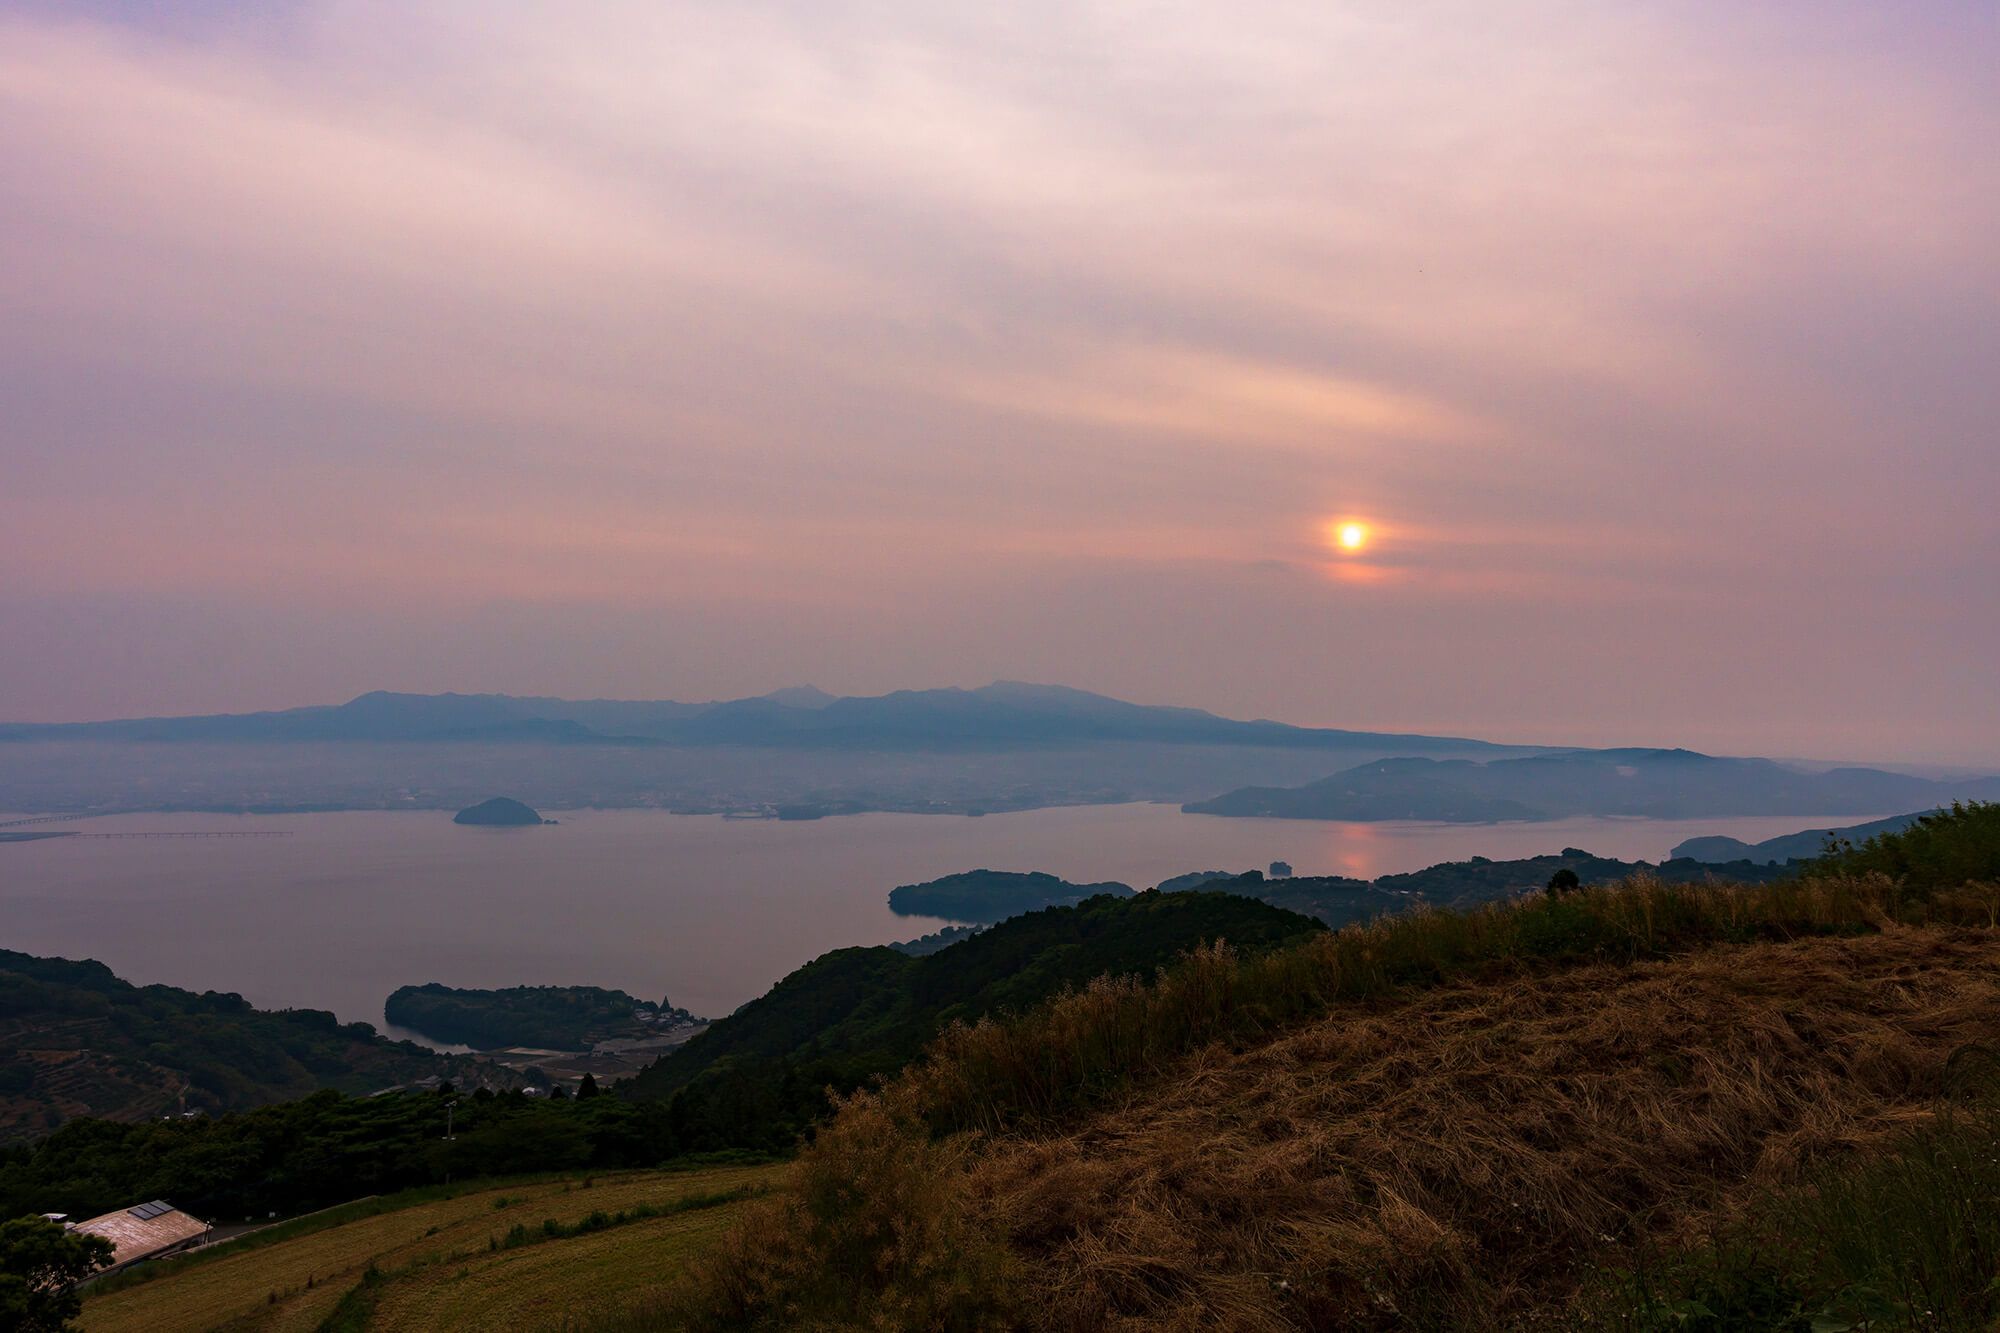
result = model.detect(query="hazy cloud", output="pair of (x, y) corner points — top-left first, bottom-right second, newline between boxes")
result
(1, 1), (1994, 760)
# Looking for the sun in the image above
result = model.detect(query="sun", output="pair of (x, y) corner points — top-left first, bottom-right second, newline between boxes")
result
(1334, 521), (1369, 552)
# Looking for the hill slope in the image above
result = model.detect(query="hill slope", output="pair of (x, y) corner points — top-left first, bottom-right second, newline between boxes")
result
(1670, 808), (1938, 862)
(661, 806), (2000, 1329)
(0, 951), (507, 1142)
(624, 892), (1324, 1147)
(963, 928), (2000, 1329)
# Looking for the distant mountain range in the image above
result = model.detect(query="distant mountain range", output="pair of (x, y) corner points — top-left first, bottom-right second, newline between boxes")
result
(0, 683), (1538, 755)
(1185, 752), (2000, 823)
(8, 686), (1991, 824)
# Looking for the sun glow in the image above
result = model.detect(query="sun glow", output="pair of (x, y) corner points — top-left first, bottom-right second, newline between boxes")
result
(1333, 521), (1369, 552)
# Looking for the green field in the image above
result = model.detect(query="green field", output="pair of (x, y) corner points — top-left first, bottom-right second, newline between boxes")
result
(80, 1163), (784, 1333)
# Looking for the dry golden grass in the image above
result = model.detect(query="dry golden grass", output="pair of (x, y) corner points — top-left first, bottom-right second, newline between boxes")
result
(969, 928), (2000, 1330)
(669, 918), (2000, 1331)
(904, 874), (2000, 1137)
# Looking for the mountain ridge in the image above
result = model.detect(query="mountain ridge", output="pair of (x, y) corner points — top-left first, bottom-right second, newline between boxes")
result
(0, 684), (1543, 754)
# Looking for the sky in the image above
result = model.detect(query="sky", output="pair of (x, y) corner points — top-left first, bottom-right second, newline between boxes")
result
(1, 1), (1995, 763)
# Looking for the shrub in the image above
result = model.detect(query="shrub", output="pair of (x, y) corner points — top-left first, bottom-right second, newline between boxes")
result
(666, 1091), (1015, 1331)
(1812, 800), (2000, 891)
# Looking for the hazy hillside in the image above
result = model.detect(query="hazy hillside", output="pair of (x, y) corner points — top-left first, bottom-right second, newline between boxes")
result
(1187, 749), (2000, 822)
(1670, 809), (1936, 862)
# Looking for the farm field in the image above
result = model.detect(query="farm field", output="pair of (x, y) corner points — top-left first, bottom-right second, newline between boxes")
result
(79, 1163), (784, 1333)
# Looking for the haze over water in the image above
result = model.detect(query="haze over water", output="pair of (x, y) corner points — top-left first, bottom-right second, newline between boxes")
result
(0, 806), (1877, 1027)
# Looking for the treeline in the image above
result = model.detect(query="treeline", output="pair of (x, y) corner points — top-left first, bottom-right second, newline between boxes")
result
(0, 1084), (712, 1222)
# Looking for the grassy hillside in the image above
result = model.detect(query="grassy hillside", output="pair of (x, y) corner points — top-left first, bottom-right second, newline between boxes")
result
(622, 891), (1324, 1149)
(653, 803), (2000, 1330)
(77, 1162), (782, 1333)
(0, 951), (503, 1143)
(960, 928), (2000, 1329)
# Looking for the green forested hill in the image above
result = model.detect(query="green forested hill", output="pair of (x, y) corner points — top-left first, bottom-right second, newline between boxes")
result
(626, 891), (1325, 1148)
(0, 1084), (683, 1222)
(0, 951), (503, 1142)
(384, 982), (699, 1050)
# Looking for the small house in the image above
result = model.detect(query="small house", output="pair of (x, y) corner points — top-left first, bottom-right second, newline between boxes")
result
(71, 1200), (210, 1275)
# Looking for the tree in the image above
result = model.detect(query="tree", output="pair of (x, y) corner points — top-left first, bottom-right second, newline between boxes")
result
(0, 1215), (113, 1332)
(1546, 868), (1581, 895)
(576, 1073), (600, 1100)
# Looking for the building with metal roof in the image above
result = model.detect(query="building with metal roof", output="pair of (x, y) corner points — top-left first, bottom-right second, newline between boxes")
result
(71, 1199), (210, 1274)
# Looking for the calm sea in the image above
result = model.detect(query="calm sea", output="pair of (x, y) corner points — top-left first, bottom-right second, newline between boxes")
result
(0, 805), (1874, 1031)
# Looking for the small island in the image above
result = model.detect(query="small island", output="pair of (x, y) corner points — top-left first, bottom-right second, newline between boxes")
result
(385, 982), (703, 1052)
(887, 869), (1134, 922)
(452, 796), (552, 826)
